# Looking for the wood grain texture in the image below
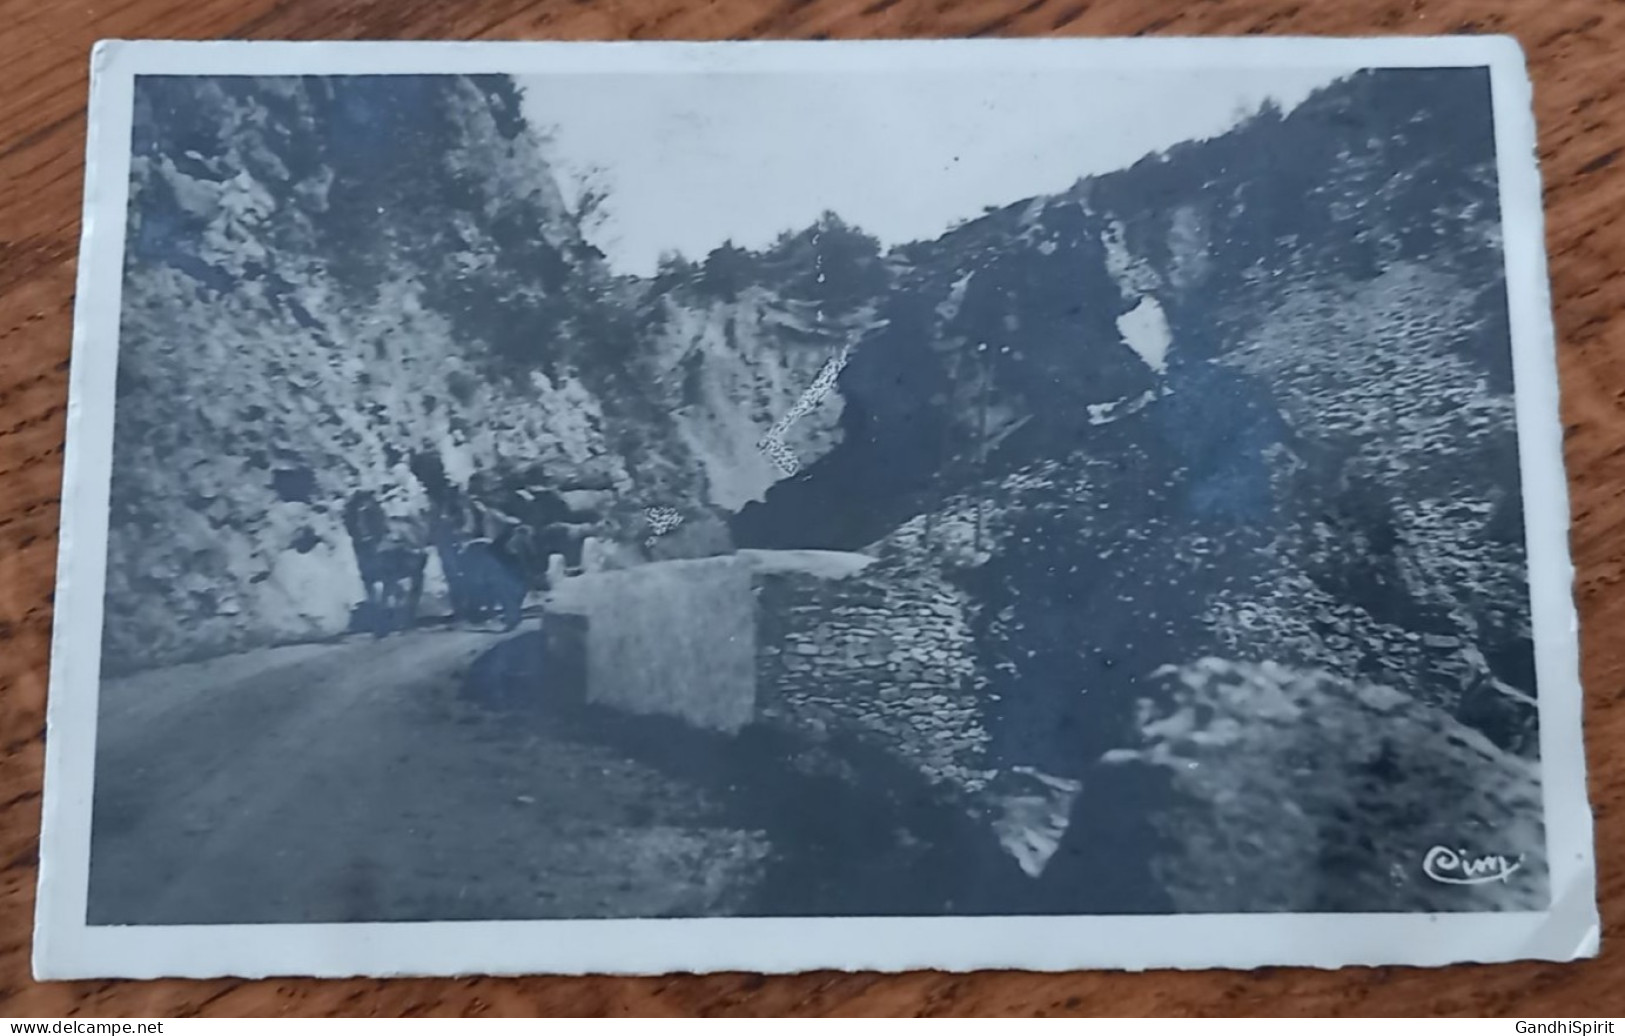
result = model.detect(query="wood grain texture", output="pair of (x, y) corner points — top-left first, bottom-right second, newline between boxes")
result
(0, 0), (1620, 1017)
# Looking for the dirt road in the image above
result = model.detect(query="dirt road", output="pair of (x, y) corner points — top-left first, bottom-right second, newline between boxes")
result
(87, 624), (768, 925)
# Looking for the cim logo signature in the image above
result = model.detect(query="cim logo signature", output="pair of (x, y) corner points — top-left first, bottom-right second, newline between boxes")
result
(1422, 845), (1524, 886)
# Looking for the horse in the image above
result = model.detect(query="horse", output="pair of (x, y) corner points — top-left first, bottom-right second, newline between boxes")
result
(424, 474), (605, 630)
(452, 536), (527, 631)
(342, 490), (429, 636)
(428, 492), (529, 630)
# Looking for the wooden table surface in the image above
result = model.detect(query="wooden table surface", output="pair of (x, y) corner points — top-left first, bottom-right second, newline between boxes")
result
(2, 0), (1621, 1018)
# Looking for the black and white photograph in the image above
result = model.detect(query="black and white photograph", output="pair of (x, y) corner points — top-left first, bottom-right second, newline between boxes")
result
(34, 38), (1596, 978)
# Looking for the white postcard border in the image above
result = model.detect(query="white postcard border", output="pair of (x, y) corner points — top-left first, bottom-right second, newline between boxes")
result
(34, 35), (1598, 980)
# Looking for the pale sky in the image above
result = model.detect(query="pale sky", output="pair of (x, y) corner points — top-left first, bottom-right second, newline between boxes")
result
(518, 68), (1350, 277)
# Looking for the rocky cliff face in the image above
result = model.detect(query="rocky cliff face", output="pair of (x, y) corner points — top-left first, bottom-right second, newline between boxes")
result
(632, 283), (870, 513)
(106, 76), (868, 672)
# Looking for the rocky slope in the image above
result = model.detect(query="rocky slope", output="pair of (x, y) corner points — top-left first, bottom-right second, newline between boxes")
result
(737, 66), (1532, 743)
(727, 67), (1541, 905)
(1101, 658), (1546, 913)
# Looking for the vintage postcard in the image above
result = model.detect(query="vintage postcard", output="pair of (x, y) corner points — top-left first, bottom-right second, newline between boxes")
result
(34, 36), (1597, 979)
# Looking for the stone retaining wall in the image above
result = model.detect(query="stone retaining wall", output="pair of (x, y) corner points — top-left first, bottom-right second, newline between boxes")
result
(546, 550), (994, 797)
(754, 558), (992, 797)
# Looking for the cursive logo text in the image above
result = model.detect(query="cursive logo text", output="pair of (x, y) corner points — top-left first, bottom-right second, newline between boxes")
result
(1422, 845), (1524, 885)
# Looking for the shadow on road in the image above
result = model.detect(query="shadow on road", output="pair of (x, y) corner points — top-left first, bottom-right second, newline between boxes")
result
(458, 626), (1037, 918)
